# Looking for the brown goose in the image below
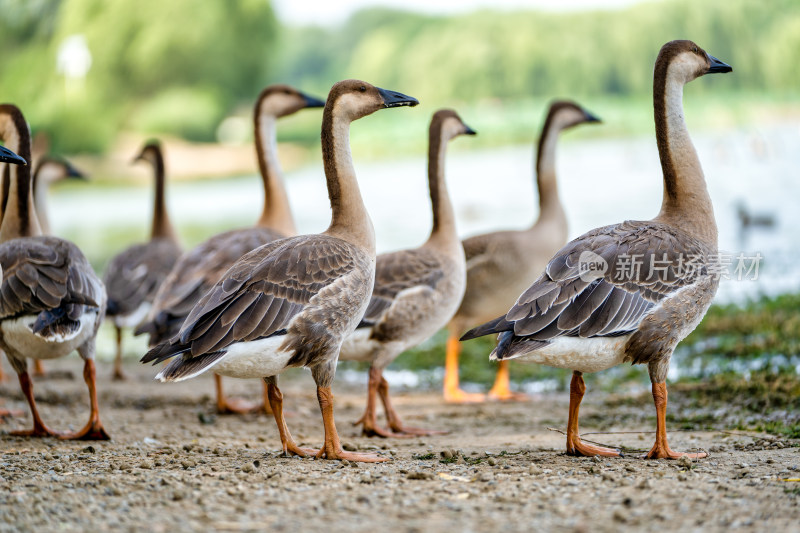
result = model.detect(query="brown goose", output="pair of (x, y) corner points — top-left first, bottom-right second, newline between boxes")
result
(103, 141), (182, 380)
(142, 80), (419, 462)
(135, 85), (325, 413)
(339, 109), (473, 437)
(0, 143), (25, 394)
(444, 100), (600, 403)
(462, 40), (731, 459)
(0, 103), (109, 439)
(32, 156), (86, 236)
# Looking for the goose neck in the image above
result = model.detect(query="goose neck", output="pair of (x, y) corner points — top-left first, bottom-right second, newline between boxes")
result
(0, 110), (41, 242)
(653, 66), (717, 246)
(254, 113), (296, 235)
(150, 150), (178, 242)
(425, 127), (458, 248)
(321, 106), (374, 254)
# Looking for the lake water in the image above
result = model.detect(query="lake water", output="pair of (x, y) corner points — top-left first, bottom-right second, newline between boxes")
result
(51, 120), (800, 306)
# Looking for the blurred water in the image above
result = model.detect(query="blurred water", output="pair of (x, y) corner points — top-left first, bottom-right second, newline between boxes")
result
(51, 121), (800, 306)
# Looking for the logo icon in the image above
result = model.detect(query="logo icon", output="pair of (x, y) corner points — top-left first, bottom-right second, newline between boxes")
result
(578, 251), (608, 282)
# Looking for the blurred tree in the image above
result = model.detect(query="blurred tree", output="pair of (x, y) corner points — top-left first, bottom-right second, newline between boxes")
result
(0, 0), (277, 152)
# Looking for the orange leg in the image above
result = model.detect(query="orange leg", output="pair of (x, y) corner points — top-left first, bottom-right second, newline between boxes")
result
(353, 366), (407, 438)
(645, 382), (707, 460)
(379, 373), (448, 436)
(33, 360), (46, 377)
(60, 359), (110, 440)
(565, 371), (620, 457)
(487, 360), (530, 402)
(265, 381), (316, 457)
(214, 374), (261, 415)
(9, 371), (63, 438)
(316, 386), (388, 463)
(443, 332), (486, 403)
(112, 327), (126, 381)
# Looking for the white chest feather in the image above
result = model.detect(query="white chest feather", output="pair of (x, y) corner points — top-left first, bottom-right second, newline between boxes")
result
(1, 311), (99, 360)
(512, 335), (631, 374)
(211, 336), (295, 379)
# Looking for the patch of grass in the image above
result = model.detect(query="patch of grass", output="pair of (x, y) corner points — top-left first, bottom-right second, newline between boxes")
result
(412, 453), (435, 460)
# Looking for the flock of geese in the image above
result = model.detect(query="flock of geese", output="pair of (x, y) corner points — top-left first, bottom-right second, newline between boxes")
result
(0, 40), (732, 463)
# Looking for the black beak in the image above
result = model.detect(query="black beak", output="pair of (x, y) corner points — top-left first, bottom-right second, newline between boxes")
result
(301, 93), (326, 108)
(377, 87), (419, 108)
(67, 164), (87, 180)
(706, 54), (732, 74)
(464, 124), (477, 135)
(0, 144), (26, 166)
(583, 110), (602, 123)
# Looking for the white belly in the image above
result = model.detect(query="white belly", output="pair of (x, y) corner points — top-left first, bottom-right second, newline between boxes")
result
(1, 311), (99, 360)
(339, 328), (378, 363)
(211, 336), (295, 379)
(511, 335), (631, 374)
(114, 302), (151, 329)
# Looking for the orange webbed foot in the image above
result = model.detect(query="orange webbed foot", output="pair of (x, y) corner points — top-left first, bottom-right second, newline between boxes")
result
(567, 437), (622, 458)
(443, 388), (486, 404)
(645, 444), (706, 460)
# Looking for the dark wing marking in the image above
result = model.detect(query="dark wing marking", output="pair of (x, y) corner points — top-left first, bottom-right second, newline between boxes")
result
(135, 227), (284, 344)
(103, 238), (181, 316)
(462, 220), (714, 356)
(359, 248), (445, 327)
(0, 236), (103, 320)
(142, 234), (362, 364)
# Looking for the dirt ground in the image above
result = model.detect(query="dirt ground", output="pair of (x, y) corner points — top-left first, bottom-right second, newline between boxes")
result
(1, 358), (799, 533)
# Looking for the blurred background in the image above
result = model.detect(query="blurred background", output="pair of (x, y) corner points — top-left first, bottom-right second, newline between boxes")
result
(1, 0), (799, 393)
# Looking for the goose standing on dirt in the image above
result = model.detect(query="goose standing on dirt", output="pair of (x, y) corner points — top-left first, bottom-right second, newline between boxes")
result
(143, 80), (419, 462)
(462, 40), (732, 459)
(136, 85), (324, 413)
(0, 104), (109, 439)
(0, 143), (26, 396)
(339, 109), (473, 437)
(103, 141), (182, 380)
(444, 101), (600, 403)
(27, 156), (87, 377)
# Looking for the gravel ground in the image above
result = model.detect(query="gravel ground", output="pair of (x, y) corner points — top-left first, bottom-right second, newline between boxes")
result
(1, 358), (799, 532)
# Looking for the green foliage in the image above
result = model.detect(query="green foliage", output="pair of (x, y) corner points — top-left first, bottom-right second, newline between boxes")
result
(683, 293), (800, 358)
(276, 0), (800, 104)
(0, 0), (277, 152)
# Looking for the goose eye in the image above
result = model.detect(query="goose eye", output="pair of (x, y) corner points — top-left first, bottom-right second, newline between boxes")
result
(692, 46), (698, 53)
(359, 86), (366, 92)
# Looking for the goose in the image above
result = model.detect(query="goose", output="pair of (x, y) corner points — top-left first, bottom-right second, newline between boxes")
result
(26, 156), (87, 377)
(33, 156), (86, 236)
(339, 109), (473, 437)
(135, 85), (325, 414)
(0, 103), (109, 439)
(142, 80), (419, 462)
(444, 100), (600, 403)
(461, 40), (732, 459)
(0, 143), (25, 398)
(102, 141), (182, 380)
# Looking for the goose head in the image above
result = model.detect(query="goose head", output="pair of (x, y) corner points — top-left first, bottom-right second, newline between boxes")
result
(658, 40), (732, 84)
(546, 101), (602, 132)
(326, 80), (419, 121)
(132, 140), (163, 166)
(34, 156), (85, 186)
(256, 84), (326, 119)
(0, 144), (26, 166)
(431, 109), (477, 142)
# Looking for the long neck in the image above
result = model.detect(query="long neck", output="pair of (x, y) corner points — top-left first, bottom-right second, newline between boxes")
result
(653, 68), (717, 246)
(150, 151), (178, 242)
(0, 165), (8, 226)
(32, 166), (51, 235)
(426, 128), (458, 247)
(321, 107), (374, 253)
(254, 113), (296, 235)
(0, 122), (41, 242)
(532, 118), (567, 228)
